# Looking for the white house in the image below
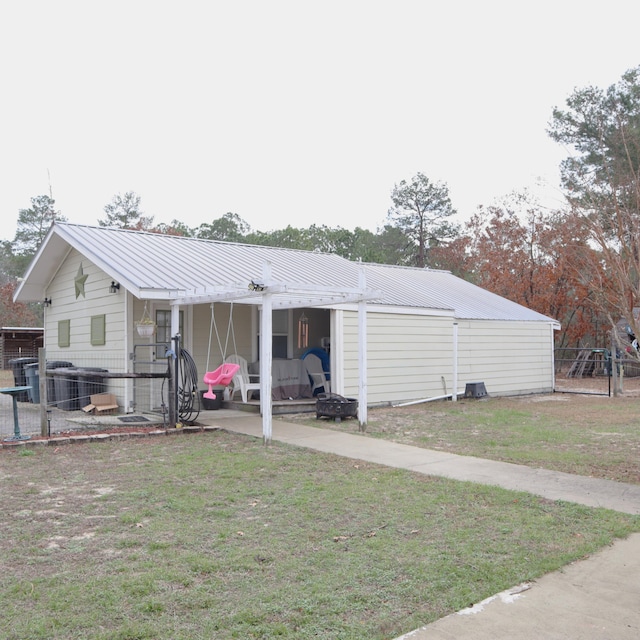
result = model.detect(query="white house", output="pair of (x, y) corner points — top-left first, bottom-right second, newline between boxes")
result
(14, 223), (559, 437)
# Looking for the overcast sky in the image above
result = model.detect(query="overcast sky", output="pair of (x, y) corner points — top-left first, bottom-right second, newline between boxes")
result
(1, 0), (639, 241)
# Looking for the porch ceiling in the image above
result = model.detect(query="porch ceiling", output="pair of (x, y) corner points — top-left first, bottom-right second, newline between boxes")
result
(167, 281), (383, 310)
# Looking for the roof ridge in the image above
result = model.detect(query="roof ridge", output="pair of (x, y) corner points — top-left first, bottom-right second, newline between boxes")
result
(362, 261), (452, 274)
(55, 222), (343, 258)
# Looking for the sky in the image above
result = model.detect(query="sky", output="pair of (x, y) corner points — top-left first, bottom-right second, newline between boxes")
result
(1, 0), (640, 242)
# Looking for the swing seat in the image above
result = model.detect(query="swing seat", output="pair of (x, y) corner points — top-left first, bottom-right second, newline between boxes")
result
(203, 363), (240, 400)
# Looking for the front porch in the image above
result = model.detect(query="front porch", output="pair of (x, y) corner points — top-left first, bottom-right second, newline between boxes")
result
(221, 397), (317, 416)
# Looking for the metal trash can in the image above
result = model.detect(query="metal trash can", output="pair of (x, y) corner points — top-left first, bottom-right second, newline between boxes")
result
(9, 357), (38, 402)
(24, 363), (40, 403)
(76, 368), (108, 408)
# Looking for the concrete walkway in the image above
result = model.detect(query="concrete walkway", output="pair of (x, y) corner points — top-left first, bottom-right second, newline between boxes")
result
(204, 413), (640, 640)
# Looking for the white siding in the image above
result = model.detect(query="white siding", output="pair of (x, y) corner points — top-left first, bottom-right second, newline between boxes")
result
(458, 319), (554, 396)
(341, 311), (555, 405)
(190, 302), (254, 383)
(44, 249), (128, 406)
(45, 249), (127, 366)
(342, 310), (457, 404)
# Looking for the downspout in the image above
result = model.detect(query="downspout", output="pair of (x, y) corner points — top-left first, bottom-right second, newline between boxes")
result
(453, 322), (458, 402)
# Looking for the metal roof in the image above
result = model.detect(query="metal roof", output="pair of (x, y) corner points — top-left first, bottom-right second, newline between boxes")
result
(16, 223), (379, 309)
(363, 263), (557, 322)
(15, 223), (557, 323)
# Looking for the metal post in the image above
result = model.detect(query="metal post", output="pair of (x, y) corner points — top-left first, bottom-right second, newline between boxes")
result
(11, 394), (21, 439)
(611, 337), (618, 397)
(174, 334), (181, 425)
(167, 336), (178, 427)
(39, 347), (48, 436)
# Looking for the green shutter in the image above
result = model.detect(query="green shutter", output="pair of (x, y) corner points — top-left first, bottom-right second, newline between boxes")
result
(91, 314), (106, 346)
(58, 319), (70, 348)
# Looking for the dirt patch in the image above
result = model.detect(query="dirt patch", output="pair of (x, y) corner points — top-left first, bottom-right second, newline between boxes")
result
(1, 423), (215, 449)
(26, 424), (167, 441)
(553, 378), (629, 396)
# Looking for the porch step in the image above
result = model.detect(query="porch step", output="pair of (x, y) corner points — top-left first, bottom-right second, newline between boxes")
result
(222, 399), (317, 415)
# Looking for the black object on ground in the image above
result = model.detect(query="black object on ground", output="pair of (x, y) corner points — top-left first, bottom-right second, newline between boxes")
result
(316, 393), (358, 422)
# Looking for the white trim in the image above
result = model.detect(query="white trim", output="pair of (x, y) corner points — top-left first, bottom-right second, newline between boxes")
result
(333, 303), (454, 317)
(165, 281), (382, 309)
(333, 309), (344, 396)
(286, 309), (294, 358)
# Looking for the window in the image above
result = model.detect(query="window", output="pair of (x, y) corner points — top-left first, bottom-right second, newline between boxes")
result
(272, 309), (288, 334)
(58, 320), (70, 348)
(258, 309), (289, 359)
(155, 310), (184, 344)
(91, 314), (106, 346)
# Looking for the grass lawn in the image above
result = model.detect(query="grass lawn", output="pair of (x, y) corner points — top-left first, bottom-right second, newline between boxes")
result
(286, 393), (640, 484)
(2, 431), (640, 639)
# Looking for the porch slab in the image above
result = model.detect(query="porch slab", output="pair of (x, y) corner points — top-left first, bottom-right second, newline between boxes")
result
(221, 398), (317, 415)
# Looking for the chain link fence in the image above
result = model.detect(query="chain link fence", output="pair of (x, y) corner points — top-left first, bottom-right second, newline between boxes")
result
(554, 347), (640, 396)
(0, 349), (174, 441)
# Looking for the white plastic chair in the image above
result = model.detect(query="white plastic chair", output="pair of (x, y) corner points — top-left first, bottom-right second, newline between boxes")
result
(303, 353), (330, 396)
(226, 354), (261, 403)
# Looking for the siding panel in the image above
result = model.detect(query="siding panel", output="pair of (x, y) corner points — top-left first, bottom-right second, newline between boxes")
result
(341, 312), (554, 404)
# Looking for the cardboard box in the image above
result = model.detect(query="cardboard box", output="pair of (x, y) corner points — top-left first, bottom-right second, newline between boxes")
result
(82, 393), (119, 414)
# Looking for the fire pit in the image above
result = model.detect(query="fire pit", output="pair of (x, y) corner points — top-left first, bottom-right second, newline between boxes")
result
(315, 393), (358, 422)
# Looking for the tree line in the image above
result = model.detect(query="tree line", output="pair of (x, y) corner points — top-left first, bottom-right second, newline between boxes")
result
(3, 65), (640, 353)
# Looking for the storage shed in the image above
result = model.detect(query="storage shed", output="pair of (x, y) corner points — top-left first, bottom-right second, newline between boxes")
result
(0, 327), (44, 369)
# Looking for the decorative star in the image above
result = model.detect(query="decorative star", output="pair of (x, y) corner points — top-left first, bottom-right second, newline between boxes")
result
(75, 263), (88, 298)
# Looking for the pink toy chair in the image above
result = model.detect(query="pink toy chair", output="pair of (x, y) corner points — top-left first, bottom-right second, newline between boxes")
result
(203, 362), (240, 400)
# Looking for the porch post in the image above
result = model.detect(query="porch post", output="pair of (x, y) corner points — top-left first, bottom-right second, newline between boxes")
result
(260, 262), (273, 443)
(171, 304), (182, 426)
(171, 305), (181, 342)
(358, 266), (367, 429)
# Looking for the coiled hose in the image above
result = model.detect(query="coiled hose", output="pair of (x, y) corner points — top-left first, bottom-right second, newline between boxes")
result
(177, 347), (200, 424)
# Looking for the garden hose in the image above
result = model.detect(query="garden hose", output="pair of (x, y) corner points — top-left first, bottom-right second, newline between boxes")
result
(177, 347), (200, 424)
